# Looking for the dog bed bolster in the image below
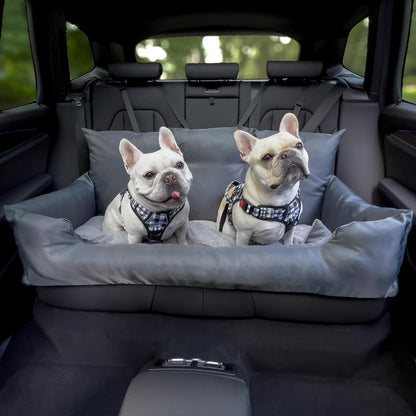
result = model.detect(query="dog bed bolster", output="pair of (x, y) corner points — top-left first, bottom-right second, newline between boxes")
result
(4, 127), (413, 299)
(5, 173), (412, 298)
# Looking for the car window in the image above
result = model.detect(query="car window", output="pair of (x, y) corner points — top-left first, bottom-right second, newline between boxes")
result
(343, 17), (369, 77)
(135, 35), (300, 79)
(0, 0), (36, 110)
(403, 7), (416, 103)
(66, 23), (94, 80)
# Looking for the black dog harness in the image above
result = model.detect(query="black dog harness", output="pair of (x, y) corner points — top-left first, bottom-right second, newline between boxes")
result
(218, 180), (302, 233)
(119, 188), (184, 242)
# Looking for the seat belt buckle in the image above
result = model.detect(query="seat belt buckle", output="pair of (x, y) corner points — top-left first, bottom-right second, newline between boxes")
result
(293, 100), (304, 116)
(67, 93), (85, 107)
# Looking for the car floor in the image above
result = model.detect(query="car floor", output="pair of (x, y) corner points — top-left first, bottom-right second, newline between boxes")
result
(0, 299), (415, 416)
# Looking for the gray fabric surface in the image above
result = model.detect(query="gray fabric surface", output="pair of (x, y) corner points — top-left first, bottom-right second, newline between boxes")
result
(4, 173), (412, 298)
(4, 174), (95, 228)
(75, 217), (319, 247)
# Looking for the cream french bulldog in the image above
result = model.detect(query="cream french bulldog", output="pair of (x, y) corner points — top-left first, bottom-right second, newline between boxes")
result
(102, 127), (193, 244)
(217, 113), (310, 246)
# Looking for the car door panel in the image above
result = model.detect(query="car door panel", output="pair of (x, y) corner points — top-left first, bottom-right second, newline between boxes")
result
(380, 102), (416, 215)
(0, 104), (53, 216)
(0, 102), (54, 340)
(379, 101), (416, 344)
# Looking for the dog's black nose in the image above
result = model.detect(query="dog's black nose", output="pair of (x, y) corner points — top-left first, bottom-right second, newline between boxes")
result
(163, 173), (177, 184)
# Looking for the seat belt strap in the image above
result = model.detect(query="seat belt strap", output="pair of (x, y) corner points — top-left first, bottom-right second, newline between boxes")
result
(120, 85), (140, 133)
(160, 83), (190, 129)
(301, 83), (346, 132)
(67, 91), (90, 175)
(237, 82), (268, 128)
(292, 85), (308, 117)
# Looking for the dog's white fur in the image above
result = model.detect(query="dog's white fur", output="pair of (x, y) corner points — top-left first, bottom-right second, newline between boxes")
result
(102, 127), (193, 244)
(216, 113), (310, 246)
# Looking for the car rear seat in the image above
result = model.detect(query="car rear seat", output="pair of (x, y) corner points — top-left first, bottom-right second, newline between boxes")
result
(239, 61), (343, 133)
(91, 62), (250, 132)
(89, 60), (344, 134)
(184, 63), (251, 128)
(54, 60), (382, 204)
(90, 62), (188, 132)
(30, 60), (392, 322)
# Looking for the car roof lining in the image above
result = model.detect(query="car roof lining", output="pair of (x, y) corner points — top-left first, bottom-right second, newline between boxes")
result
(31, 0), (413, 105)
(56, 1), (371, 44)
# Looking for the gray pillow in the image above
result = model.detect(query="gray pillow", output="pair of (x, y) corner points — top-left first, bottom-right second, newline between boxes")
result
(83, 127), (344, 223)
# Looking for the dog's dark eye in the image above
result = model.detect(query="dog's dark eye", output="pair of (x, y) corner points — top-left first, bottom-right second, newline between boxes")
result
(144, 171), (154, 179)
(176, 161), (184, 169)
(262, 154), (273, 162)
(295, 142), (303, 149)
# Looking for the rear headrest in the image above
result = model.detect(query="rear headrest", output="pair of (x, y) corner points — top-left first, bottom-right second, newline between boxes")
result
(267, 61), (323, 79)
(185, 63), (239, 81)
(108, 63), (163, 80)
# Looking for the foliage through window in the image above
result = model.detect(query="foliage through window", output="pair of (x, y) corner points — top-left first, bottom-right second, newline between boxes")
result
(135, 35), (300, 79)
(66, 23), (94, 80)
(403, 7), (416, 103)
(0, 0), (36, 110)
(343, 18), (369, 77)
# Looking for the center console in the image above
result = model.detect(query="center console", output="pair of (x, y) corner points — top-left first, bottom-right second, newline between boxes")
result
(119, 358), (250, 416)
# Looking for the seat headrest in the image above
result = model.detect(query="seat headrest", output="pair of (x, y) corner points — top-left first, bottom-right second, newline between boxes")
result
(185, 63), (239, 81)
(267, 61), (323, 79)
(108, 63), (163, 80)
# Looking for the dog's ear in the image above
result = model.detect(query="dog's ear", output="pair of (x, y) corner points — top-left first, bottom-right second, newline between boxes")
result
(119, 138), (142, 174)
(279, 113), (299, 138)
(159, 126), (182, 155)
(234, 130), (258, 162)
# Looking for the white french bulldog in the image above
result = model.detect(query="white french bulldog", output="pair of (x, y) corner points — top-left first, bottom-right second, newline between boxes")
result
(102, 127), (193, 244)
(216, 113), (310, 246)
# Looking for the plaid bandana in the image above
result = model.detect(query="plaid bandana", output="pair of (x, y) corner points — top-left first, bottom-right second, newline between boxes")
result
(120, 188), (185, 242)
(224, 180), (301, 231)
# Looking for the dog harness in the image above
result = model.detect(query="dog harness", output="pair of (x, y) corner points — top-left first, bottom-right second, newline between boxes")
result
(219, 180), (302, 233)
(119, 188), (185, 242)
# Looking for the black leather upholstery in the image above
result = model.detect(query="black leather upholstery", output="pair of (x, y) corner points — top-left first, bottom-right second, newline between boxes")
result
(108, 62), (163, 80)
(185, 63), (239, 80)
(267, 60), (323, 79)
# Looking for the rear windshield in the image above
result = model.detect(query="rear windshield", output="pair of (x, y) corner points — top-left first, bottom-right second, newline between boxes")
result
(135, 35), (300, 79)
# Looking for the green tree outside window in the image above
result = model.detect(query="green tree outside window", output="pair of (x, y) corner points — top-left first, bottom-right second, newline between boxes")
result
(136, 35), (300, 79)
(403, 8), (416, 103)
(0, 0), (36, 110)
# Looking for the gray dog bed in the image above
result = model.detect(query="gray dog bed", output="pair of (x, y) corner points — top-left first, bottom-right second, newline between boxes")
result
(4, 127), (413, 320)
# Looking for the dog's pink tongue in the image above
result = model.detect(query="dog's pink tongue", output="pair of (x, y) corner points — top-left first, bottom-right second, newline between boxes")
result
(171, 191), (181, 199)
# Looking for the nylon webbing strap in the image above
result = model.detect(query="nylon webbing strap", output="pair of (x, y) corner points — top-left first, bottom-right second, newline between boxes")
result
(160, 84), (190, 129)
(120, 86), (140, 132)
(237, 82), (268, 128)
(301, 83), (346, 132)
(292, 85), (308, 117)
(68, 92), (89, 175)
